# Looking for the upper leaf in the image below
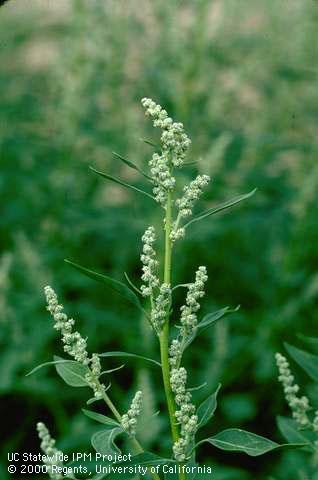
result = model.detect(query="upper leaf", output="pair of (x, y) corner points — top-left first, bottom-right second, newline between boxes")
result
(91, 427), (123, 456)
(198, 428), (305, 456)
(99, 351), (161, 368)
(184, 189), (256, 228)
(82, 409), (120, 428)
(65, 259), (146, 315)
(112, 151), (153, 181)
(183, 306), (239, 351)
(197, 384), (221, 429)
(90, 166), (155, 201)
(284, 342), (318, 382)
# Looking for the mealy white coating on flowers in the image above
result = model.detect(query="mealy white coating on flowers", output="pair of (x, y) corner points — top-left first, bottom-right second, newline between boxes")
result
(176, 175), (211, 218)
(140, 226), (159, 297)
(141, 98), (191, 205)
(151, 283), (171, 332)
(121, 390), (143, 436)
(85, 353), (106, 399)
(45, 286), (89, 365)
(180, 266), (208, 337)
(44, 286), (105, 399)
(170, 224), (185, 243)
(169, 339), (182, 369)
(141, 98), (191, 166)
(170, 367), (197, 462)
(37, 422), (64, 480)
(275, 352), (311, 428)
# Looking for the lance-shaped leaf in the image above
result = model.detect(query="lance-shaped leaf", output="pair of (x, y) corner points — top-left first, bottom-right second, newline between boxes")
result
(277, 416), (315, 451)
(140, 137), (158, 148)
(82, 409), (120, 428)
(91, 427), (124, 456)
(112, 152), (153, 181)
(65, 259), (146, 315)
(90, 166), (155, 201)
(99, 351), (161, 367)
(284, 343), (318, 382)
(197, 428), (306, 456)
(183, 306), (239, 351)
(184, 189), (256, 228)
(197, 384), (222, 429)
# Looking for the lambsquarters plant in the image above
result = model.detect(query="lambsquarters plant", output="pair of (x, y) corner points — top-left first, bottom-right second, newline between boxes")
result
(29, 99), (303, 480)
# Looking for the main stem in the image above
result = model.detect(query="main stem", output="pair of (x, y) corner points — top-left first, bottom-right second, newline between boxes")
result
(159, 192), (186, 480)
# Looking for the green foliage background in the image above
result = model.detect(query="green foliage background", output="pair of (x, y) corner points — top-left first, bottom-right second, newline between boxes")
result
(1, 1), (317, 478)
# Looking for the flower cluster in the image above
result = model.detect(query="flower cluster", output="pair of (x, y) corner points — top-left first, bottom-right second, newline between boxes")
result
(180, 266), (208, 336)
(45, 286), (89, 364)
(176, 175), (211, 218)
(169, 339), (182, 369)
(85, 353), (106, 399)
(141, 98), (191, 166)
(141, 98), (191, 205)
(121, 391), (143, 436)
(170, 224), (185, 243)
(275, 353), (311, 428)
(37, 422), (64, 480)
(170, 367), (197, 462)
(151, 283), (171, 332)
(140, 226), (159, 297)
(44, 286), (105, 399)
(149, 152), (175, 205)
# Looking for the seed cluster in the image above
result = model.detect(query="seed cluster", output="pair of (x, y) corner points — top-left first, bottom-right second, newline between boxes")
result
(44, 286), (105, 399)
(275, 353), (311, 428)
(45, 286), (89, 365)
(176, 175), (211, 218)
(140, 226), (159, 297)
(170, 367), (197, 462)
(141, 98), (191, 205)
(151, 283), (171, 332)
(180, 266), (208, 337)
(121, 390), (143, 436)
(37, 422), (64, 480)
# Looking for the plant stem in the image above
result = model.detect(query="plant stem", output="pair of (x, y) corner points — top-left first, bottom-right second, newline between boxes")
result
(100, 387), (161, 480)
(159, 191), (186, 480)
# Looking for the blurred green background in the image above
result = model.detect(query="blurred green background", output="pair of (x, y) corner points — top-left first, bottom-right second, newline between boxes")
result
(1, 1), (317, 479)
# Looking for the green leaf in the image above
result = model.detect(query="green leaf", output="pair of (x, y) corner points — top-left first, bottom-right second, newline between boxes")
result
(99, 351), (161, 367)
(54, 356), (90, 387)
(198, 429), (305, 456)
(185, 189), (256, 228)
(114, 452), (173, 467)
(183, 306), (239, 350)
(277, 416), (315, 451)
(112, 152), (153, 181)
(91, 428), (123, 456)
(82, 409), (120, 428)
(197, 384), (221, 428)
(284, 343), (318, 382)
(90, 166), (155, 201)
(26, 359), (73, 377)
(65, 259), (146, 315)
(140, 137), (158, 148)
(297, 334), (318, 352)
